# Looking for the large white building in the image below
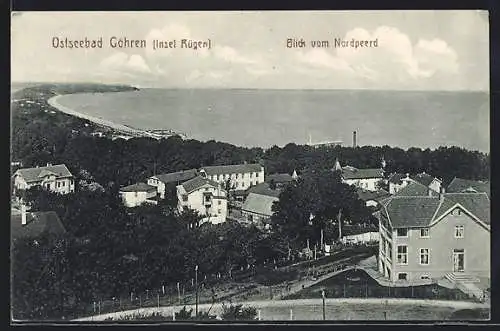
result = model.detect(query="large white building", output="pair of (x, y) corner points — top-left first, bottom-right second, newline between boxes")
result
(119, 182), (158, 208)
(199, 163), (265, 191)
(177, 176), (228, 225)
(12, 164), (75, 196)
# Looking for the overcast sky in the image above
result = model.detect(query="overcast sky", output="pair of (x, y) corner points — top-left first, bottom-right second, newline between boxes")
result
(11, 11), (489, 90)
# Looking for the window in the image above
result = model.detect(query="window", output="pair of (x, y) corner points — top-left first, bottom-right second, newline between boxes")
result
(62, 181), (65, 187)
(218, 200), (221, 205)
(57, 182), (60, 188)
(455, 225), (464, 238)
(420, 228), (430, 238)
(420, 275), (430, 280)
(218, 209), (221, 214)
(397, 228), (408, 237)
(397, 245), (408, 264)
(250, 173), (253, 178)
(420, 248), (430, 265)
(397, 273), (408, 280)
(457, 209), (462, 216)
(255, 172), (259, 178)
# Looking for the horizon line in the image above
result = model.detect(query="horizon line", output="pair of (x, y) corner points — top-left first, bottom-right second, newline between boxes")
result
(10, 81), (489, 93)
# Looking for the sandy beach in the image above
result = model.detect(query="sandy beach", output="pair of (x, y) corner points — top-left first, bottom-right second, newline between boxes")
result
(47, 95), (146, 136)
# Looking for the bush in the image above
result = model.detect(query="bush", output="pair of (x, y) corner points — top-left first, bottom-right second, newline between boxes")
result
(175, 306), (217, 321)
(221, 303), (257, 321)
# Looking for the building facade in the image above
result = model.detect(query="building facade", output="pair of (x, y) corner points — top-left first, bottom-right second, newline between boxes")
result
(13, 164), (75, 196)
(199, 163), (265, 191)
(147, 169), (198, 199)
(119, 182), (158, 208)
(334, 160), (384, 192)
(177, 176), (228, 225)
(377, 192), (490, 283)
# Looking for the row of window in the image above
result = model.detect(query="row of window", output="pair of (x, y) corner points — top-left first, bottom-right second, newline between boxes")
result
(396, 246), (429, 265)
(396, 226), (464, 239)
(213, 172), (261, 181)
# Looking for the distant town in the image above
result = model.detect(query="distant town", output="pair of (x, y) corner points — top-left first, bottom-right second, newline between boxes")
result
(11, 83), (490, 322)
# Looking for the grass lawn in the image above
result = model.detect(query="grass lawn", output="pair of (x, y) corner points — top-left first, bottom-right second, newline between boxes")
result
(284, 269), (475, 302)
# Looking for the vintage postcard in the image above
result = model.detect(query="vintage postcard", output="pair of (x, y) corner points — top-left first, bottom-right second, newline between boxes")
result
(10, 10), (490, 323)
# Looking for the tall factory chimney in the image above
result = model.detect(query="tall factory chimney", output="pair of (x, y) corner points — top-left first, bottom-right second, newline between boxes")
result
(353, 131), (357, 148)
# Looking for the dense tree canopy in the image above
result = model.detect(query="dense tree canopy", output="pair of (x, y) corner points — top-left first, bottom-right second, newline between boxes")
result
(10, 84), (491, 320)
(271, 169), (372, 249)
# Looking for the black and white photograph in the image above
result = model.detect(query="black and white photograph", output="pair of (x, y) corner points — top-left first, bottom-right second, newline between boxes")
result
(10, 10), (490, 322)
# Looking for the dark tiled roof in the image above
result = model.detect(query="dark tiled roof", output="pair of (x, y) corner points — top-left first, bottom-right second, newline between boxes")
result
(14, 164), (73, 183)
(357, 188), (391, 202)
(385, 197), (444, 228)
(181, 176), (220, 193)
(200, 163), (263, 176)
(247, 182), (282, 198)
(395, 181), (438, 197)
(11, 211), (66, 240)
(382, 192), (490, 228)
(388, 173), (407, 184)
(447, 177), (490, 196)
(120, 182), (156, 192)
(342, 166), (384, 180)
(411, 173), (439, 187)
(445, 192), (490, 225)
(151, 169), (198, 184)
(242, 193), (279, 217)
(266, 173), (294, 183)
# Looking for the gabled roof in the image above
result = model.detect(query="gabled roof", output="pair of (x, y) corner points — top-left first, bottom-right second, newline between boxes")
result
(150, 169), (198, 184)
(14, 164), (73, 183)
(120, 182), (156, 192)
(265, 173), (294, 184)
(388, 173), (407, 185)
(180, 176), (221, 194)
(411, 172), (440, 187)
(357, 188), (391, 202)
(382, 192), (490, 229)
(385, 197), (441, 228)
(247, 182), (282, 198)
(341, 166), (384, 180)
(395, 181), (438, 197)
(447, 177), (490, 196)
(200, 163), (263, 176)
(11, 211), (66, 240)
(444, 192), (490, 225)
(242, 192), (279, 217)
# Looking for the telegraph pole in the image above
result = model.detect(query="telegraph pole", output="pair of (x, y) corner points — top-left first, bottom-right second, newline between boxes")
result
(195, 265), (199, 317)
(322, 289), (326, 320)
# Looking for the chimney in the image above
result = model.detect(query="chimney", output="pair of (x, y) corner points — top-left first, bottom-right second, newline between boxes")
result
(353, 131), (357, 148)
(21, 204), (27, 225)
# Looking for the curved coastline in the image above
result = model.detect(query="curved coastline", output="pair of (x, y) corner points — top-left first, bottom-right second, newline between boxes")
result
(47, 94), (146, 136)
